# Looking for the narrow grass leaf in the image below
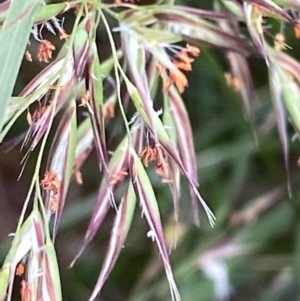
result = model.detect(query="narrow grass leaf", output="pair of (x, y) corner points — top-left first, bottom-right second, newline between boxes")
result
(31, 210), (45, 249)
(154, 11), (252, 53)
(28, 210), (45, 301)
(273, 0), (300, 10)
(42, 237), (62, 301)
(89, 184), (136, 301)
(269, 64), (290, 194)
(118, 8), (156, 27)
(152, 6), (235, 21)
(129, 151), (181, 301)
(74, 118), (94, 172)
(220, 0), (245, 20)
(169, 87), (198, 186)
(122, 31), (156, 136)
(0, 1), (10, 22)
(87, 44), (108, 170)
(244, 3), (268, 63)
(0, 265), (9, 301)
(71, 137), (130, 265)
(227, 52), (255, 120)
(269, 50), (300, 135)
(270, 49), (300, 84)
(163, 94), (180, 223)
(0, 215), (33, 301)
(125, 78), (215, 226)
(280, 74), (300, 136)
(246, 0), (298, 23)
(133, 26), (181, 45)
(168, 87), (200, 224)
(215, 2), (256, 121)
(0, 0), (39, 131)
(34, 3), (66, 23)
(73, 16), (90, 80)
(3, 97), (27, 125)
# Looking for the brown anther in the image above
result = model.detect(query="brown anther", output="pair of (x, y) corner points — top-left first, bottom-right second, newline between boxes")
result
(80, 91), (93, 113)
(37, 40), (55, 63)
(73, 156), (87, 185)
(49, 84), (64, 90)
(155, 63), (164, 75)
(274, 33), (286, 51)
(160, 44), (199, 94)
(294, 25), (300, 39)
(31, 106), (48, 124)
(165, 67), (188, 94)
(59, 29), (69, 40)
(139, 146), (156, 167)
(20, 280), (31, 301)
(16, 263), (25, 276)
(175, 50), (194, 65)
(80, 91), (90, 105)
(156, 163), (168, 179)
(232, 77), (242, 92)
(186, 44), (200, 57)
(252, 4), (268, 16)
(256, 15), (264, 35)
(41, 171), (60, 195)
(173, 61), (192, 71)
(153, 147), (169, 180)
(26, 111), (32, 126)
(103, 102), (115, 120)
(49, 197), (58, 213)
(225, 73), (242, 92)
(25, 50), (32, 62)
(110, 169), (128, 185)
(140, 145), (170, 181)
(74, 170), (83, 184)
(42, 171), (60, 213)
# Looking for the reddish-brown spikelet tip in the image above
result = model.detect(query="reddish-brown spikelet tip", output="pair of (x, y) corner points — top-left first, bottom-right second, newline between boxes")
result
(59, 29), (69, 40)
(167, 68), (188, 94)
(274, 33), (286, 51)
(49, 197), (58, 213)
(74, 170), (83, 184)
(20, 280), (32, 301)
(25, 50), (32, 62)
(294, 25), (300, 39)
(139, 146), (156, 167)
(41, 171), (60, 194)
(103, 102), (115, 119)
(37, 40), (55, 63)
(79, 91), (94, 114)
(110, 169), (128, 185)
(16, 263), (25, 276)
(225, 72), (242, 92)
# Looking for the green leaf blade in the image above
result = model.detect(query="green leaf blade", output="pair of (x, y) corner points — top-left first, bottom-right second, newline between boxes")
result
(0, 0), (39, 131)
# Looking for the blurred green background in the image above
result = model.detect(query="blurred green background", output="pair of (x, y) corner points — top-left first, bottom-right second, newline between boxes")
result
(1, 0), (300, 300)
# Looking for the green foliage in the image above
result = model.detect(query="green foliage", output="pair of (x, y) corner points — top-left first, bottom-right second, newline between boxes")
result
(1, 0), (300, 301)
